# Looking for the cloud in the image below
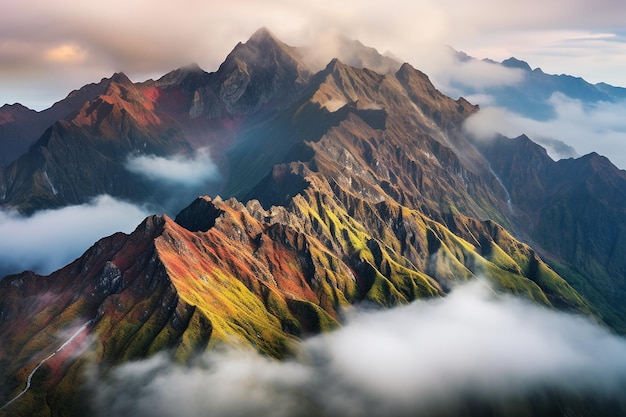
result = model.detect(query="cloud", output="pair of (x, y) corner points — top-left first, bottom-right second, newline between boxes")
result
(432, 53), (526, 91)
(464, 95), (626, 167)
(125, 148), (220, 187)
(2, 0), (626, 110)
(44, 43), (87, 63)
(90, 281), (626, 417)
(0, 195), (148, 278)
(124, 147), (222, 215)
(463, 106), (510, 140)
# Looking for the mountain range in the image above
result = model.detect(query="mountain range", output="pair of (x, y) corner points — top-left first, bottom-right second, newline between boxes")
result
(1, 28), (625, 416)
(451, 50), (626, 120)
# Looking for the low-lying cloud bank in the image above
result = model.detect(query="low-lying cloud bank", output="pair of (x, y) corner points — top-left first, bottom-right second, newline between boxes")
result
(432, 51), (526, 91)
(91, 281), (626, 417)
(0, 195), (148, 278)
(125, 148), (220, 187)
(464, 94), (626, 168)
(124, 148), (222, 215)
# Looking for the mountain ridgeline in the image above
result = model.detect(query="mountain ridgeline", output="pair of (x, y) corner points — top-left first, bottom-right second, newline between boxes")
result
(1, 28), (626, 416)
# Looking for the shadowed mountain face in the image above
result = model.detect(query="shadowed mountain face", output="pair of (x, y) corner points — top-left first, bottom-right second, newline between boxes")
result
(0, 76), (122, 167)
(477, 135), (626, 329)
(0, 28), (625, 416)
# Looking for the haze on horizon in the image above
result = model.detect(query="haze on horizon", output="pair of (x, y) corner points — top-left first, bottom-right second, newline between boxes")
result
(1, 0), (625, 111)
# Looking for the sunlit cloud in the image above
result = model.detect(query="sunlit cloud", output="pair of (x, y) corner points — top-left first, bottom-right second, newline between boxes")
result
(44, 44), (87, 63)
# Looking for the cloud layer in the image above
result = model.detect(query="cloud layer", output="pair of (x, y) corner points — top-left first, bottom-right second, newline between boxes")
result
(464, 94), (626, 168)
(427, 51), (526, 92)
(0, 195), (148, 278)
(0, 149), (221, 278)
(1, 0), (625, 110)
(91, 281), (626, 417)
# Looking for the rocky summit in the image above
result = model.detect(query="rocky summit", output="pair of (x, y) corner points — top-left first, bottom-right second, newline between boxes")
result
(1, 28), (625, 416)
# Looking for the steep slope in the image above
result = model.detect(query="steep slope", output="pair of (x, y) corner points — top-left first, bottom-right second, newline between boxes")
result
(0, 216), (212, 416)
(478, 134), (626, 330)
(0, 76), (115, 166)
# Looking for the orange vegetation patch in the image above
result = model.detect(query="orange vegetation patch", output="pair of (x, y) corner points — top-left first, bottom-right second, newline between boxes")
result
(154, 214), (325, 329)
(142, 85), (161, 103)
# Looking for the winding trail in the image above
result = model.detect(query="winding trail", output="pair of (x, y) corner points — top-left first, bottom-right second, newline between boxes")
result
(0, 319), (93, 411)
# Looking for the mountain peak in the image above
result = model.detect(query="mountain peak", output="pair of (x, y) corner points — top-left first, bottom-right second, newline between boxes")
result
(179, 62), (203, 73)
(213, 28), (313, 114)
(0, 102), (32, 111)
(396, 62), (434, 86)
(225, 27), (303, 67)
(156, 63), (208, 87)
(248, 27), (277, 44)
(579, 151), (615, 169)
(323, 57), (349, 72)
(109, 72), (132, 85)
(0, 103), (37, 126)
(501, 57), (532, 72)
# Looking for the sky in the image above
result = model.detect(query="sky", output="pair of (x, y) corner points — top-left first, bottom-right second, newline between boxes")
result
(1, 0), (626, 111)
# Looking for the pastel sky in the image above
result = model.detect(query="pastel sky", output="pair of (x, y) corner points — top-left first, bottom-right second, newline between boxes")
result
(1, 0), (625, 110)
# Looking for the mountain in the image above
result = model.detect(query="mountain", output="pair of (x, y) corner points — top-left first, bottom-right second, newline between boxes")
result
(0, 103), (39, 166)
(0, 76), (120, 167)
(1, 28), (625, 416)
(478, 134), (626, 328)
(0, 72), (195, 214)
(0, 28), (313, 215)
